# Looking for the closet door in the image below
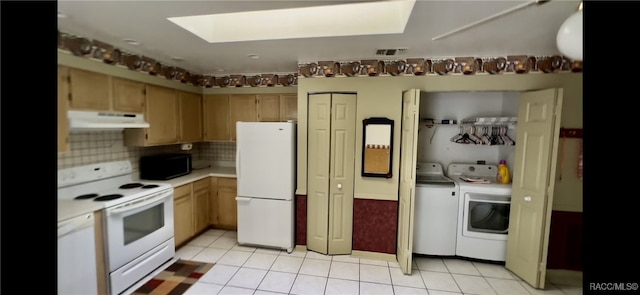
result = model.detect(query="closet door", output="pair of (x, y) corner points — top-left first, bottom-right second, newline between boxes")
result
(307, 93), (356, 255)
(397, 89), (420, 274)
(506, 88), (563, 288)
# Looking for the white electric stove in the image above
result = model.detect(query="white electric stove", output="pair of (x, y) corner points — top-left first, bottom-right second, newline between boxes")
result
(58, 160), (176, 295)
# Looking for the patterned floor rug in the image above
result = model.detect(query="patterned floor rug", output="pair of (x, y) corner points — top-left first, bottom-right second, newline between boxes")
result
(131, 259), (215, 295)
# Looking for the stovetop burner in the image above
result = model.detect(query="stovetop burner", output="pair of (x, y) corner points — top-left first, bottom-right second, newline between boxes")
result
(75, 193), (99, 200)
(120, 183), (144, 189)
(141, 184), (159, 189)
(94, 194), (124, 201)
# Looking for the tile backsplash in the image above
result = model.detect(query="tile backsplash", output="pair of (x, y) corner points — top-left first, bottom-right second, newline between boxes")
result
(57, 130), (236, 172)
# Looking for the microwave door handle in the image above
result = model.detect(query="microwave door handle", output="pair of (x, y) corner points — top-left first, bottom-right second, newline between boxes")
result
(107, 191), (170, 216)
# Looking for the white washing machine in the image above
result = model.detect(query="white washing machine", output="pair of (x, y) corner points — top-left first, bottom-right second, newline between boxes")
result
(447, 163), (512, 262)
(413, 162), (460, 256)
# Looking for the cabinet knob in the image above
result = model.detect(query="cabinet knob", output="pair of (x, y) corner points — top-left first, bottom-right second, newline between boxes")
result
(524, 196), (531, 202)
(337, 184), (342, 189)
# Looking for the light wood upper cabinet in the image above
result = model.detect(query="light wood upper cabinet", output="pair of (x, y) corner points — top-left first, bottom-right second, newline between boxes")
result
(217, 177), (238, 230)
(68, 68), (111, 111)
(111, 77), (145, 113)
(203, 94), (230, 141)
(144, 85), (180, 145)
(257, 94), (281, 122)
(179, 91), (203, 143)
(257, 93), (297, 122)
(58, 66), (70, 153)
(67, 67), (146, 114)
(124, 85), (179, 146)
(229, 95), (257, 141)
(280, 94), (298, 121)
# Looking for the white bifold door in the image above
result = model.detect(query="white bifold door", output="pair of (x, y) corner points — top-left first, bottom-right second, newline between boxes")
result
(397, 89), (420, 275)
(307, 92), (357, 255)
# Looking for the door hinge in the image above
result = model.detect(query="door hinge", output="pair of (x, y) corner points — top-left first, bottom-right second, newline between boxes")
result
(143, 88), (146, 95)
(67, 76), (71, 83)
(68, 93), (72, 102)
(145, 133), (148, 140)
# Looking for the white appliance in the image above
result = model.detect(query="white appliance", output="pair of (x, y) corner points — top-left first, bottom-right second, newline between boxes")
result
(413, 162), (459, 256)
(236, 121), (296, 253)
(68, 110), (150, 130)
(447, 163), (512, 262)
(58, 212), (99, 295)
(58, 160), (175, 295)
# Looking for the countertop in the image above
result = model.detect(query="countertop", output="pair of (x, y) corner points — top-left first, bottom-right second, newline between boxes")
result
(58, 163), (236, 222)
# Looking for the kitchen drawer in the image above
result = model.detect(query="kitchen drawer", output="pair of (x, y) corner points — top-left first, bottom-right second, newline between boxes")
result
(174, 184), (191, 200)
(193, 178), (209, 192)
(218, 178), (237, 190)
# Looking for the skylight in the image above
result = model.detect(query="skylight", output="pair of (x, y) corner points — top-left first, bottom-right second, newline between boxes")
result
(167, 0), (416, 43)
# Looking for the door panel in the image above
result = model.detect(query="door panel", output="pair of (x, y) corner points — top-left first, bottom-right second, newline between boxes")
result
(307, 94), (332, 254)
(328, 94), (356, 254)
(506, 88), (563, 289)
(397, 89), (420, 274)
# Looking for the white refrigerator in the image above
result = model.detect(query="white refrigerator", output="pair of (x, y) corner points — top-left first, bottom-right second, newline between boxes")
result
(236, 121), (296, 253)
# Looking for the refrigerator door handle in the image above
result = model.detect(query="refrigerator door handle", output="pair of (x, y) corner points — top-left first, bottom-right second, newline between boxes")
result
(236, 143), (241, 179)
(236, 197), (252, 202)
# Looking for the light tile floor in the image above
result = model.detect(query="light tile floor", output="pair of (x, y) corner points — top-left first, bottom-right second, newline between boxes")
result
(126, 229), (583, 295)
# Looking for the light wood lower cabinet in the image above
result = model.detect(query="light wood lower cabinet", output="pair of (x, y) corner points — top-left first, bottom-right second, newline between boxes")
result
(58, 66), (70, 153)
(173, 184), (194, 247)
(209, 177), (238, 230)
(217, 178), (238, 229)
(173, 178), (211, 247)
(192, 178), (210, 234)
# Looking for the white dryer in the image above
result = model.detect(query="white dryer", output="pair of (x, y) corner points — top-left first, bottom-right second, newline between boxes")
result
(447, 163), (512, 262)
(413, 162), (459, 256)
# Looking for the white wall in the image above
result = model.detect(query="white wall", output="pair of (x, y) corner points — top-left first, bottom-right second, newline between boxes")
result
(417, 91), (519, 174)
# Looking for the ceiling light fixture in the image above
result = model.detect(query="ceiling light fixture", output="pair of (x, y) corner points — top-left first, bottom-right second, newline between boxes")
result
(170, 56), (184, 62)
(556, 2), (583, 61)
(248, 54), (260, 59)
(167, 0), (416, 43)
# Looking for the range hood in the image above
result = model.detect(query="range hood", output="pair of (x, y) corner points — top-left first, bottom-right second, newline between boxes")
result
(68, 110), (150, 130)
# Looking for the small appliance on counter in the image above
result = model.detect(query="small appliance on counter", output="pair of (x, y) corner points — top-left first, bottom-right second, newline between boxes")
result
(140, 153), (192, 180)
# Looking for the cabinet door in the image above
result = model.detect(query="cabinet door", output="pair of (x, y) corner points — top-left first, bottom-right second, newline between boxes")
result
(217, 178), (238, 230)
(257, 94), (280, 122)
(209, 177), (219, 225)
(229, 95), (257, 141)
(179, 91), (203, 143)
(145, 85), (179, 145)
(58, 66), (70, 153)
(193, 178), (210, 234)
(173, 184), (194, 247)
(280, 94), (298, 121)
(112, 77), (145, 113)
(68, 68), (111, 111)
(203, 95), (230, 141)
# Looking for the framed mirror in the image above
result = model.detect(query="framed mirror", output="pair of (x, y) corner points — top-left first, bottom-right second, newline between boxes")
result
(362, 117), (394, 178)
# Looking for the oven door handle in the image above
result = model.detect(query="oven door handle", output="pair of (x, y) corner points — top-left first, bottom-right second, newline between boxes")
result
(107, 190), (172, 216)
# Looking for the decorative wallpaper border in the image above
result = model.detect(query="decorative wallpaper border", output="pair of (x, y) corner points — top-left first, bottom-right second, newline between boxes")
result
(58, 30), (582, 89)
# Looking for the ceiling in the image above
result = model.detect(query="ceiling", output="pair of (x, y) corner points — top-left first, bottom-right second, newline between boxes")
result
(57, 0), (582, 76)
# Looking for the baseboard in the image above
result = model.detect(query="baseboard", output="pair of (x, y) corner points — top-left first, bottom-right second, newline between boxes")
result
(546, 269), (583, 287)
(351, 250), (396, 262)
(294, 245), (307, 252)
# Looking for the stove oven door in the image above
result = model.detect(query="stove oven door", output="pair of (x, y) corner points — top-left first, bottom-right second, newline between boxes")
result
(104, 188), (175, 272)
